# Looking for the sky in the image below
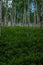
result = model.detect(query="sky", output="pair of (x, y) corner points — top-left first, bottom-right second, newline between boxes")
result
(8, 0), (12, 7)
(30, 3), (35, 12)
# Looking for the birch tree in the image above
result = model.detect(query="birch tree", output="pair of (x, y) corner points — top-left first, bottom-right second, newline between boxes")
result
(4, 0), (8, 26)
(27, 0), (30, 26)
(35, 0), (40, 25)
(23, 0), (26, 25)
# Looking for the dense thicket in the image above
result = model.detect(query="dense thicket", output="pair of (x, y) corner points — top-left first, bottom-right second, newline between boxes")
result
(0, 27), (43, 65)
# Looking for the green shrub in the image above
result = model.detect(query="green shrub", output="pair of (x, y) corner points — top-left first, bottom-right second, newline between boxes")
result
(0, 26), (43, 65)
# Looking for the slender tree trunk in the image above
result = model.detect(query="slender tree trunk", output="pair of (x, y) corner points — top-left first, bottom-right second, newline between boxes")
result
(11, 1), (14, 26)
(41, 0), (43, 26)
(23, 1), (26, 25)
(27, 0), (30, 26)
(23, 7), (26, 25)
(34, 11), (36, 26)
(37, 12), (39, 24)
(14, 3), (16, 25)
(36, 2), (39, 24)
(12, 1), (16, 25)
(21, 11), (24, 25)
(5, 0), (8, 26)
(0, 0), (2, 36)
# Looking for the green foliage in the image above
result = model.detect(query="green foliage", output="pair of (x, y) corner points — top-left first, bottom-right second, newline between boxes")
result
(0, 27), (43, 65)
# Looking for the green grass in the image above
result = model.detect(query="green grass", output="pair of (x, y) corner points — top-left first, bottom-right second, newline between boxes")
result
(0, 26), (43, 65)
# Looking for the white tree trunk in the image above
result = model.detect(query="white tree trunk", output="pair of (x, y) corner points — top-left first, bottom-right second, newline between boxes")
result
(5, 0), (8, 26)
(27, 0), (30, 26)
(12, 2), (16, 25)
(23, 1), (26, 25)
(23, 7), (26, 25)
(36, 1), (39, 24)
(14, 3), (16, 25)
